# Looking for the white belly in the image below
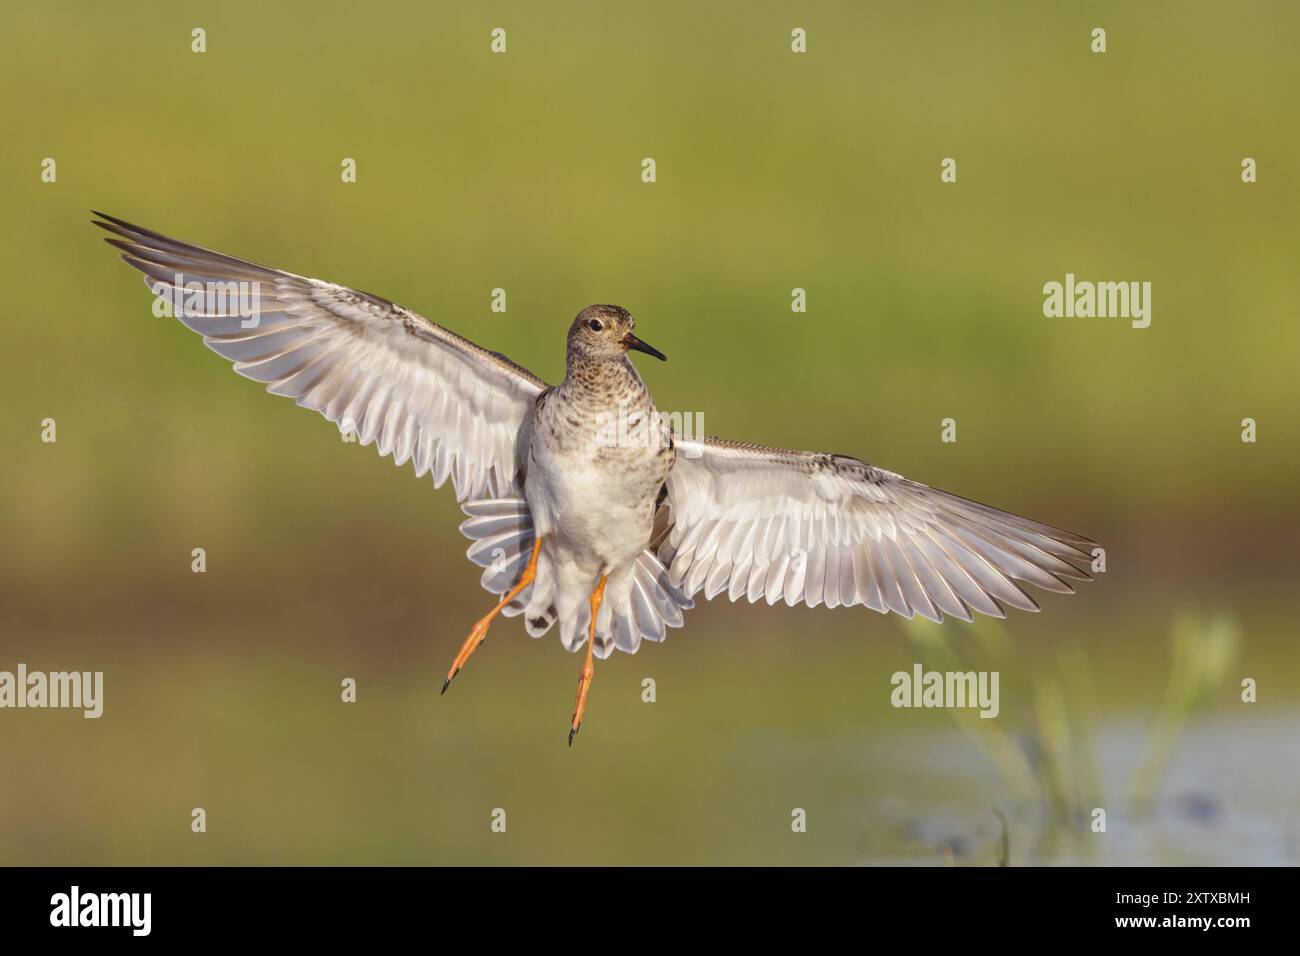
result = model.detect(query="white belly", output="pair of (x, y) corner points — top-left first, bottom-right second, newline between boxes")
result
(525, 429), (663, 574)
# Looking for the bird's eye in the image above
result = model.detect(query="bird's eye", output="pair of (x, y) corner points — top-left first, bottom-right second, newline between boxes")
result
(588, 319), (603, 332)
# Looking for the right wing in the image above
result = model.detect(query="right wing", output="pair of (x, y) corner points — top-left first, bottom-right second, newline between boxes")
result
(95, 212), (547, 500)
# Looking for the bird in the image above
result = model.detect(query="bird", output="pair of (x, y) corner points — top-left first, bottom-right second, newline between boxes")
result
(93, 211), (1097, 745)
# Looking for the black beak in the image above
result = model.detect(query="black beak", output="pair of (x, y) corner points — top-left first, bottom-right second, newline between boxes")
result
(623, 332), (667, 362)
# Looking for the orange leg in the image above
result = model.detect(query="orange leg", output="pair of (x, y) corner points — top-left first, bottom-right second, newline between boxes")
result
(442, 536), (543, 694)
(569, 575), (607, 746)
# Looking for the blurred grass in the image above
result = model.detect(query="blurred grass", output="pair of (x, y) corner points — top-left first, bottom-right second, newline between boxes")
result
(2, 0), (1298, 864)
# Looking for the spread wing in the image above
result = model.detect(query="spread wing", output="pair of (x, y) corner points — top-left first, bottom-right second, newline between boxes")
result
(94, 212), (546, 500)
(660, 436), (1096, 621)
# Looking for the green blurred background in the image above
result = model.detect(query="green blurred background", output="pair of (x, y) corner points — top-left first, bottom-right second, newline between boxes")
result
(2, 1), (1297, 865)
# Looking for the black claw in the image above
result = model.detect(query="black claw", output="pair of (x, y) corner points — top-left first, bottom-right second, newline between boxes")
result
(441, 673), (454, 695)
(568, 727), (576, 747)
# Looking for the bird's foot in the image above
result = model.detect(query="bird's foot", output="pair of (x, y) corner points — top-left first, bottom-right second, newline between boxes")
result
(568, 661), (594, 746)
(442, 616), (491, 694)
(568, 574), (606, 746)
(441, 536), (543, 697)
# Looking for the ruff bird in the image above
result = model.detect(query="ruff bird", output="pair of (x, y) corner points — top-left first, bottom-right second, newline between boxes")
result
(94, 212), (1097, 744)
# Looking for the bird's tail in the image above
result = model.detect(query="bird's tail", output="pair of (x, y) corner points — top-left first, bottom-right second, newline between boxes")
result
(459, 496), (693, 656)
(459, 497), (547, 628)
(559, 549), (695, 659)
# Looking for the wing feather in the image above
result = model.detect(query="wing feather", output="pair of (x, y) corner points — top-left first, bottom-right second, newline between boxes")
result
(95, 212), (545, 501)
(662, 436), (1096, 623)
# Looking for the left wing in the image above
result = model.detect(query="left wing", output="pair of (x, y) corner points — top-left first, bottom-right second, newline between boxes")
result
(659, 436), (1096, 622)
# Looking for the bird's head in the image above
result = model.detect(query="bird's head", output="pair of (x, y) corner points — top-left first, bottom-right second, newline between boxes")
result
(567, 304), (666, 365)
